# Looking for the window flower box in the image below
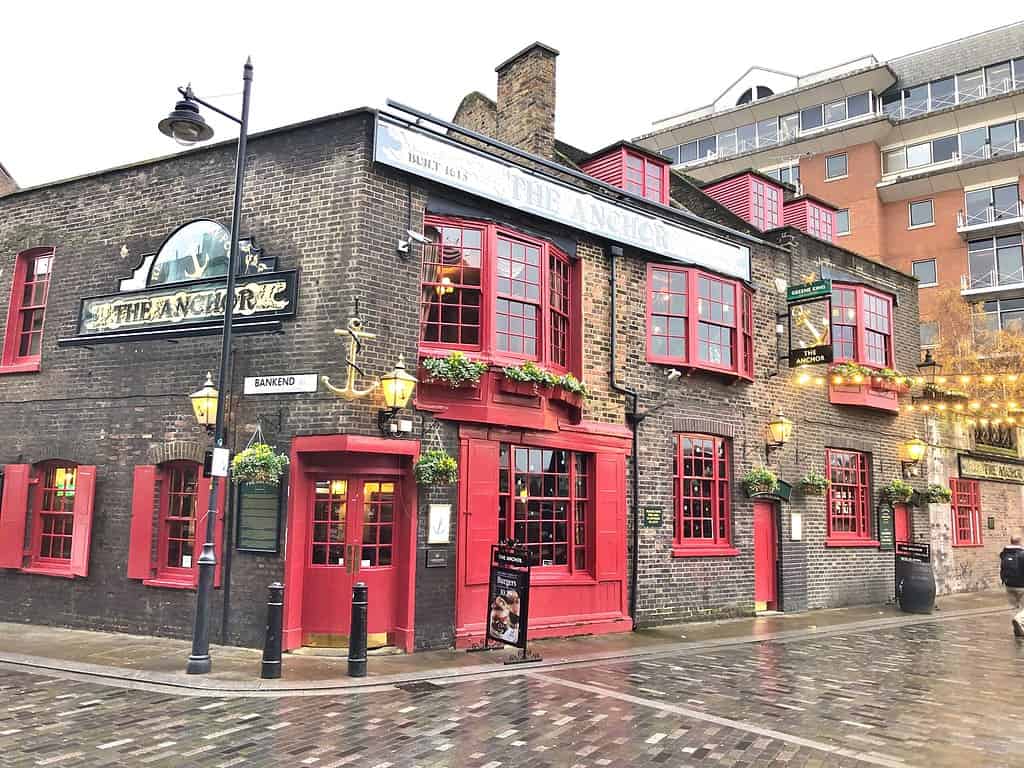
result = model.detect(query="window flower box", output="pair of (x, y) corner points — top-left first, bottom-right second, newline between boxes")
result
(551, 387), (584, 408)
(828, 380), (900, 413)
(498, 377), (544, 397)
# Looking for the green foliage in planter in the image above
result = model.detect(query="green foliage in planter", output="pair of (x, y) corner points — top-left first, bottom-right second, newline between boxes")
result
(231, 443), (289, 485)
(742, 466), (778, 495)
(925, 483), (953, 503)
(502, 362), (589, 398)
(883, 478), (915, 503)
(799, 470), (828, 494)
(414, 449), (459, 485)
(829, 362), (909, 384)
(421, 352), (489, 388)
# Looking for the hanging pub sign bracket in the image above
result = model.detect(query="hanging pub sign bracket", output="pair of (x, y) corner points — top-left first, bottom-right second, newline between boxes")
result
(785, 278), (833, 368)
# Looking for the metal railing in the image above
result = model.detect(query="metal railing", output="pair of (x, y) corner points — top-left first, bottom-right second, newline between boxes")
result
(958, 200), (1024, 228)
(961, 266), (1024, 291)
(879, 76), (1022, 121)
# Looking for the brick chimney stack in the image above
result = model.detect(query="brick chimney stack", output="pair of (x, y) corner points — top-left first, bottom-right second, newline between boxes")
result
(495, 42), (559, 161)
(0, 162), (17, 197)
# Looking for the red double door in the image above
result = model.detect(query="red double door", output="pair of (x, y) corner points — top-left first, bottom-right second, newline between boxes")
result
(300, 476), (399, 645)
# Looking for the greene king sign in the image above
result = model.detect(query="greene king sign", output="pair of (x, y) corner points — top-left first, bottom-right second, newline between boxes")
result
(374, 115), (751, 281)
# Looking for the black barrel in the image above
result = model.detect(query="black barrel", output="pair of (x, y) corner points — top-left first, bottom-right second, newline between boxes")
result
(895, 558), (935, 614)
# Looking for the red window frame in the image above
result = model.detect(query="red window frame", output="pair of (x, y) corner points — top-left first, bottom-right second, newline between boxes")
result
(673, 434), (737, 557)
(419, 216), (578, 375)
(807, 204), (835, 241)
(30, 463), (78, 568)
(830, 284), (894, 369)
(156, 461), (202, 583)
(498, 444), (591, 574)
(624, 151), (669, 204)
(646, 263), (754, 380)
(826, 449), (878, 545)
(751, 179), (780, 230)
(1, 247), (54, 374)
(951, 478), (983, 547)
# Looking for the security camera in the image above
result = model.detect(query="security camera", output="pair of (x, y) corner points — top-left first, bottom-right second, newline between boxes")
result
(397, 229), (434, 255)
(666, 368), (682, 381)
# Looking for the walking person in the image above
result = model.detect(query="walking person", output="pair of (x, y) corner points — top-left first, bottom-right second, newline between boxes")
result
(999, 534), (1024, 637)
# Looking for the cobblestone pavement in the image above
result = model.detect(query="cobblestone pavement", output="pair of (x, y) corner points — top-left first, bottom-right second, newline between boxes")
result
(0, 611), (1021, 767)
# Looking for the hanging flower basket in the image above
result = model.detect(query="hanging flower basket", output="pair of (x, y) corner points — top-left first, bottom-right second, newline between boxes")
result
(882, 478), (915, 504)
(925, 483), (952, 504)
(742, 467), (779, 497)
(231, 443), (289, 485)
(414, 449), (459, 486)
(799, 471), (828, 496)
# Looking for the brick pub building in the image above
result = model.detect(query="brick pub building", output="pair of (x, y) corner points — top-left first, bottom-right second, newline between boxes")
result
(0, 43), (923, 653)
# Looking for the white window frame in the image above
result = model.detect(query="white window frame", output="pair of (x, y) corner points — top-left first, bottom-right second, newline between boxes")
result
(836, 208), (851, 236)
(908, 199), (934, 229)
(825, 153), (848, 181)
(912, 258), (938, 287)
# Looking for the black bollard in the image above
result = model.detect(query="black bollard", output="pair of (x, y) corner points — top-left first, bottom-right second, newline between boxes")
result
(348, 582), (368, 678)
(260, 582), (284, 679)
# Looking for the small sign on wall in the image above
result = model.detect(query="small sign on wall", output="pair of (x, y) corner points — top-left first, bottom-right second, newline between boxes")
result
(790, 511), (802, 541)
(428, 504), (452, 544)
(641, 507), (664, 528)
(877, 504), (895, 552)
(236, 482), (283, 553)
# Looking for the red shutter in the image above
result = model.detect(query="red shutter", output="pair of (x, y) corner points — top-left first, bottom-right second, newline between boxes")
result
(127, 465), (157, 580)
(69, 465), (97, 578)
(213, 478), (227, 588)
(0, 464), (30, 569)
(462, 438), (500, 586)
(594, 452), (626, 581)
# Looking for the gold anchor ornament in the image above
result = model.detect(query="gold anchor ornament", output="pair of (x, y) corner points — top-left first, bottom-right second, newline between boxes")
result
(322, 314), (380, 400)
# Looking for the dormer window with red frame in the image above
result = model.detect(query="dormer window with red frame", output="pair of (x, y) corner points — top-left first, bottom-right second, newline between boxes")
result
(419, 217), (578, 373)
(579, 145), (670, 206)
(1, 247), (53, 374)
(625, 152), (667, 203)
(646, 264), (754, 380)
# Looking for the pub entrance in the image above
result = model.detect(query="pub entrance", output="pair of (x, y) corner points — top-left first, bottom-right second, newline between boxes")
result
(300, 476), (399, 648)
(282, 436), (418, 654)
(753, 500), (779, 612)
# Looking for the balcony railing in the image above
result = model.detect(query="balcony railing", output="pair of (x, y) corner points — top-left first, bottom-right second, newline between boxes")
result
(879, 76), (1023, 121)
(883, 142), (1023, 181)
(958, 200), (1024, 229)
(961, 266), (1024, 291)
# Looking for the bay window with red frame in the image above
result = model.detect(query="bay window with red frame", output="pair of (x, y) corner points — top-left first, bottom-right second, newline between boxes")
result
(419, 218), (577, 373)
(0, 462), (97, 577)
(951, 478), (983, 547)
(646, 263), (754, 380)
(825, 449), (878, 546)
(672, 434), (737, 557)
(830, 284), (894, 368)
(127, 462), (225, 588)
(1, 247), (54, 374)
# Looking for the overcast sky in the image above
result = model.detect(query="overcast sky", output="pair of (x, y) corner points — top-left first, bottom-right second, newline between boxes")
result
(4, 3), (1022, 189)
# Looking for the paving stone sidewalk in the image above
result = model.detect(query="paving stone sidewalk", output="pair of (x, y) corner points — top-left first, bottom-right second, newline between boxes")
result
(0, 591), (1007, 694)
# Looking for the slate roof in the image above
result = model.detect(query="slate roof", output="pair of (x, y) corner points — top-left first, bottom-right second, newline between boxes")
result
(887, 20), (1024, 89)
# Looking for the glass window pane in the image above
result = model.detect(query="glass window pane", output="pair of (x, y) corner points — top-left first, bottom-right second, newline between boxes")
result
(736, 123), (756, 152)
(912, 259), (937, 285)
(826, 154), (847, 179)
(679, 141), (698, 164)
(997, 236), (1023, 285)
(968, 239), (997, 288)
(836, 209), (850, 235)
(931, 135), (958, 163)
(697, 136), (717, 160)
(920, 321), (939, 347)
(959, 127), (987, 162)
(965, 189), (991, 225)
(930, 77), (955, 110)
(659, 146), (679, 165)
(756, 118), (778, 146)
(884, 149), (906, 174)
(958, 69), (985, 102)
(800, 105), (823, 131)
(881, 90), (902, 118)
(824, 100), (847, 124)
(990, 122), (1017, 156)
(987, 62), (1013, 95)
(993, 185), (1020, 220)
(717, 130), (737, 157)
(847, 92), (870, 118)
(906, 142), (931, 168)
(903, 84), (929, 117)
(1015, 58), (1024, 88)
(910, 199), (933, 226)
(779, 113), (799, 141)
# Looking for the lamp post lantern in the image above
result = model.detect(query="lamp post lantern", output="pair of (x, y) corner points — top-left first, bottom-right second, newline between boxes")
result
(161, 58), (252, 674)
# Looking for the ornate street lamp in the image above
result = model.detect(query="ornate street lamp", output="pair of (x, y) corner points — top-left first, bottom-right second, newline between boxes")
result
(899, 437), (928, 478)
(764, 412), (793, 462)
(378, 355), (418, 435)
(161, 58), (253, 675)
(917, 349), (941, 385)
(189, 372), (218, 432)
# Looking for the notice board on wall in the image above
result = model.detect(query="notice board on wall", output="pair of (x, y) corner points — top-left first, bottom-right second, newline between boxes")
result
(236, 482), (283, 553)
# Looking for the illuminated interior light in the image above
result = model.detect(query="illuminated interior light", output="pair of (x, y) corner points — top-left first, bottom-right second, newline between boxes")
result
(983, 374), (996, 384)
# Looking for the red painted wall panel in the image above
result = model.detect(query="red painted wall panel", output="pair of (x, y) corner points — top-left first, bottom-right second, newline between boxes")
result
(127, 465), (156, 580)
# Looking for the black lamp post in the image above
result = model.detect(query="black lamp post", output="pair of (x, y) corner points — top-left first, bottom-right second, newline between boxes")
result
(159, 58), (252, 675)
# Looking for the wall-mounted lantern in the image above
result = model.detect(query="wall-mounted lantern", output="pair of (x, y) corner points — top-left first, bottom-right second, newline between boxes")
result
(765, 412), (793, 461)
(916, 349), (941, 385)
(899, 437), (927, 478)
(190, 372), (219, 433)
(378, 355), (418, 436)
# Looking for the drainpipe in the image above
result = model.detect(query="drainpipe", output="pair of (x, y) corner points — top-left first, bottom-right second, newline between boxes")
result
(608, 245), (643, 629)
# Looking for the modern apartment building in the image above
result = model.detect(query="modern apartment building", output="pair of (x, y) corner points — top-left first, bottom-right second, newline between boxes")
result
(634, 22), (1024, 352)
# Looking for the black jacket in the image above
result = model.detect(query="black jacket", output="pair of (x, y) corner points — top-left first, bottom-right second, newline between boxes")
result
(1000, 547), (1024, 588)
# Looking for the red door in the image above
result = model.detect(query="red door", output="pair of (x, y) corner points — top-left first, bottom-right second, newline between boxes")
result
(894, 502), (910, 544)
(300, 477), (399, 645)
(753, 501), (777, 610)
